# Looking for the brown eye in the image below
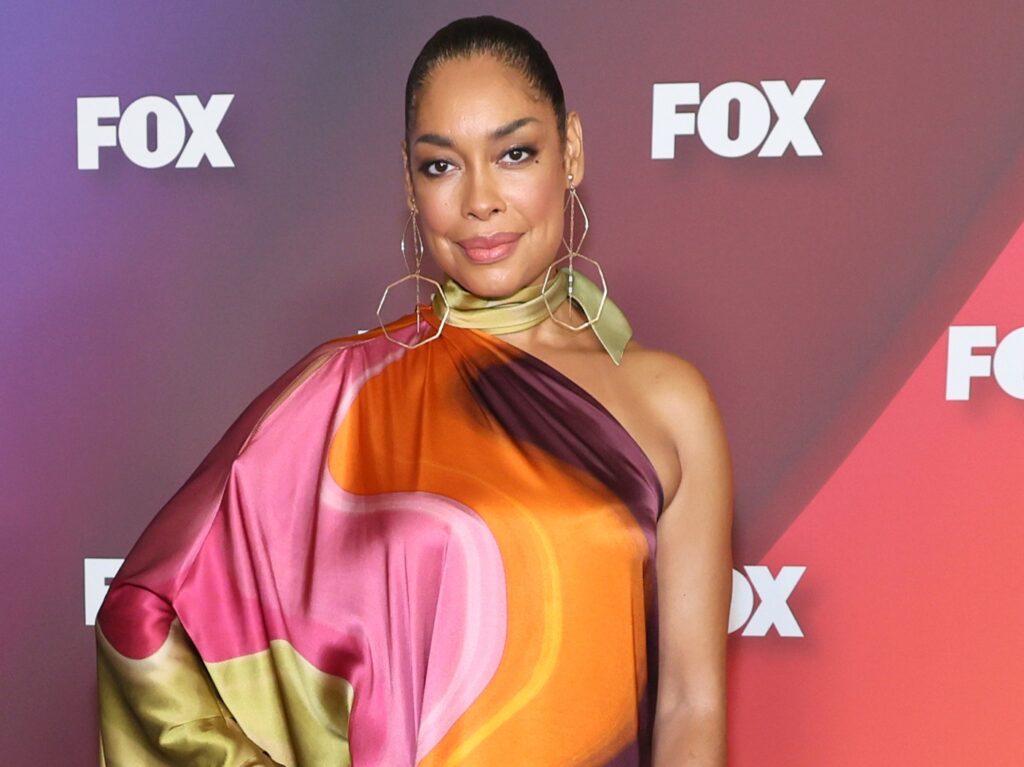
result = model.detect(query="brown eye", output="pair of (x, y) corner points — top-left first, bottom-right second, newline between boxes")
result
(421, 159), (453, 177)
(501, 146), (536, 165)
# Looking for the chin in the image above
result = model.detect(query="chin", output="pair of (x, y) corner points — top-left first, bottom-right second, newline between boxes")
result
(450, 263), (547, 299)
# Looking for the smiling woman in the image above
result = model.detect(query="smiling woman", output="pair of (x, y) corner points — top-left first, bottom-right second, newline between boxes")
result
(95, 15), (733, 767)
(403, 51), (573, 298)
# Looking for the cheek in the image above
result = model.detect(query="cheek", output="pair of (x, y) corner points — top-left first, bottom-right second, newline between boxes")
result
(509, 164), (560, 211)
(419, 205), (470, 275)
(518, 179), (565, 247)
(415, 193), (459, 250)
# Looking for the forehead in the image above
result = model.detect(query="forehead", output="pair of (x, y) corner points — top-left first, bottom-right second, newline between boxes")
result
(412, 54), (552, 137)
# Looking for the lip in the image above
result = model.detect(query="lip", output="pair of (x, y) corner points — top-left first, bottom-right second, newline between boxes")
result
(456, 232), (523, 264)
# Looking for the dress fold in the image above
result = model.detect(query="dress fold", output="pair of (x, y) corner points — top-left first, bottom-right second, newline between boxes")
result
(98, 310), (661, 766)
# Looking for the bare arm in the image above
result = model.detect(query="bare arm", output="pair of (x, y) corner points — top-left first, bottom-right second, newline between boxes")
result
(650, 359), (734, 766)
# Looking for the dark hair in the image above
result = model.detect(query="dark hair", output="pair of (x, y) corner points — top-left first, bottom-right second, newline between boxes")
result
(405, 15), (567, 143)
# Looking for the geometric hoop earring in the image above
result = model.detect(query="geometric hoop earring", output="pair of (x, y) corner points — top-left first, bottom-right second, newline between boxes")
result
(376, 204), (449, 349)
(541, 174), (608, 330)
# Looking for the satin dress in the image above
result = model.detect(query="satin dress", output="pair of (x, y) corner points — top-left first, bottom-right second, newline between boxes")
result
(97, 307), (664, 766)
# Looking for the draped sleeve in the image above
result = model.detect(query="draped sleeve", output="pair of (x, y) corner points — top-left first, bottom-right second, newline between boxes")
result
(96, 309), (664, 767)
(96, 342), (346, 767)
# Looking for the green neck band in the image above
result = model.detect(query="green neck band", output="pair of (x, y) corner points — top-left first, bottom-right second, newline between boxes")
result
(431, 267), (633, 365)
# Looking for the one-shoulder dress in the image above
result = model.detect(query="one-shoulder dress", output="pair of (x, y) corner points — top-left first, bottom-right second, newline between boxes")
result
(97, 307), (664, 766)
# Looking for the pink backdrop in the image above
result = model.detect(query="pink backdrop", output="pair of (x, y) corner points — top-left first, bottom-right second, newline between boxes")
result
(3, 2), (1023, 763)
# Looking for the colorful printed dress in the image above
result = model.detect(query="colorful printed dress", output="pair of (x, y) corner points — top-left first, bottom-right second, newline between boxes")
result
(97, 307), (664, 766)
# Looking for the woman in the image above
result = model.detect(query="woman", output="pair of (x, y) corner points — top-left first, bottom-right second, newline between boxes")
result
(97, 15), (733, 767)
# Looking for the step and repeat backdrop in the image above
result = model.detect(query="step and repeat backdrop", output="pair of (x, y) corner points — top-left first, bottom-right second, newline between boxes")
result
(4, 2), (1023, 764)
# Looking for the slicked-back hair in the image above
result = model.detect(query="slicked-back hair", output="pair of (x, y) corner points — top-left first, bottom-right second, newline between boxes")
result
(405, 15), (567, 144)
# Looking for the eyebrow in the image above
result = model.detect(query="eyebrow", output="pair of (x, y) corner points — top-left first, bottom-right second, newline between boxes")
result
(414, 116), (539, 148)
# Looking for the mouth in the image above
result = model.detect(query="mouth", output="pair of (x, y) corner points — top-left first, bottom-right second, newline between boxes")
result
(456, 232), (523, 264)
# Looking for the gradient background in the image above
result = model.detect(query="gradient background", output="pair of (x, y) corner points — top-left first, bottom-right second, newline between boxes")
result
(3, 2), (1023, 763)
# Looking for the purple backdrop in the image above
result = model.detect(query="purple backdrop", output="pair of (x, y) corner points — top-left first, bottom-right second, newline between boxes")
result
(3, 1), (1023, 763)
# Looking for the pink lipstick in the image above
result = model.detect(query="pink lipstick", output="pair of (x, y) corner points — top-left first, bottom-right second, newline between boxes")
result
(457, 232), (523, 264)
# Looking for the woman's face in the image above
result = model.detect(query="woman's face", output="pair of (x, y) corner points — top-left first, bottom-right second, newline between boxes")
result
(404, 54), (584, 299)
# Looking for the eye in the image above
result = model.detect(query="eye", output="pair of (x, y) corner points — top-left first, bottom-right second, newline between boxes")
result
(420, 159), (455, 177)
(501, 145), (536, 165)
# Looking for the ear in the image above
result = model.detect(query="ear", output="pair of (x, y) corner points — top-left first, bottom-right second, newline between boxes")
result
(400, 139), (416, 210)
(563, 111), (585, 187)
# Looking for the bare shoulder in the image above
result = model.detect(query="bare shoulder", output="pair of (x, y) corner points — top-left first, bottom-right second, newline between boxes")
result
(622, 339), (721, 432)
(620, 338), (731, 501)
(623, 340), (733, 523)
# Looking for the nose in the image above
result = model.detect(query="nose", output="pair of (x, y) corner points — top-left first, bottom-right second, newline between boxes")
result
(462, 165), (505, 220)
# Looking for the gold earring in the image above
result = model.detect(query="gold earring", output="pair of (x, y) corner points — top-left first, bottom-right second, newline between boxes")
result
(376, 204), (449, 348)
(542, 174), (608, 330)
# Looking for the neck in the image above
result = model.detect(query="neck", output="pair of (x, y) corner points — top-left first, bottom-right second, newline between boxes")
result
(431, 267), (633, 365)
